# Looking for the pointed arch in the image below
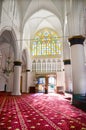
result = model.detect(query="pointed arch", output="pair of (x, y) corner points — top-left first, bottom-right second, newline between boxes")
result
(0, 27), (19, 60)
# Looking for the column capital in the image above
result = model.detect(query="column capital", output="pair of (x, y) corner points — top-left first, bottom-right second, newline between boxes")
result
(14, 61), (22, 66)
(63, 59), (71, 65)
(68, 35), (85, 46)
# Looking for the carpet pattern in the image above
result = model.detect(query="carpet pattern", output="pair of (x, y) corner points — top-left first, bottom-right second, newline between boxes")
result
(0, 93), (86, 130)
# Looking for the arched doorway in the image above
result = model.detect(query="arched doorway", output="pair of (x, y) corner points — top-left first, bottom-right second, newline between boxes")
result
(0, 29), (17, 92)
(37, 74), (56, 93)
(37, 76), (45, 93)
(48, 76), (56, 93)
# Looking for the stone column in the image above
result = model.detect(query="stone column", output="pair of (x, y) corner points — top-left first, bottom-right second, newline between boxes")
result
(69, 35), (86, 107)
(12, 61), (22, 95)
(63, 59), (72, 93)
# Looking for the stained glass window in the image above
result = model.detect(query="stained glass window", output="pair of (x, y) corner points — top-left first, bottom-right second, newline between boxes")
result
(31, 28), (62, 56)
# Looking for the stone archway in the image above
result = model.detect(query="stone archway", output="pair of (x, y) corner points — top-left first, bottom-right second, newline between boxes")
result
(0, 29), (15, 92)
(0, 28), (21, 95)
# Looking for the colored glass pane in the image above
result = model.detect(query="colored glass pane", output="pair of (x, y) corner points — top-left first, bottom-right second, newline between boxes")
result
(31, 28), (62, 56)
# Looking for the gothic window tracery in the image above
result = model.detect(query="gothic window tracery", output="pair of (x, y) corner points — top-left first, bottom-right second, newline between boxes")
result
(31, 28), (62, 57)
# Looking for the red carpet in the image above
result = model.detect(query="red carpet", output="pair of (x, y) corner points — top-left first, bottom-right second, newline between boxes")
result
(0, 92), (86, 130)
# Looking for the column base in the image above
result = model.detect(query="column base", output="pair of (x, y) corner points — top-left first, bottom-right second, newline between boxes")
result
(11, 92), (21, 96)
(72, 94), (86, 111)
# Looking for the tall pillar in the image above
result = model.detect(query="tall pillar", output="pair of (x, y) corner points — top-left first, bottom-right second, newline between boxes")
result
(25, 48), (31, 93)
(63, 59), (72, 93)
(12, 61), (22, 95)
(69, 35), (86, 107)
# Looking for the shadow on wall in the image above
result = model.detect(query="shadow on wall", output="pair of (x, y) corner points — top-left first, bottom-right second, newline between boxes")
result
(0, 76), (6, 91)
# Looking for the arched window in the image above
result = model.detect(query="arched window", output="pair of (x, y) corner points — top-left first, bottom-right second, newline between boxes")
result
(31, 28), (62, 57)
